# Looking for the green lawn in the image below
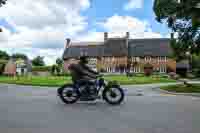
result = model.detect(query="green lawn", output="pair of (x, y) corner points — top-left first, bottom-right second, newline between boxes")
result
(0, 75), (176, 87)
(161, 84), (200, 93)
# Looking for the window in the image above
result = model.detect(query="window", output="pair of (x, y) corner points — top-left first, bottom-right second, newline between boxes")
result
(159, 65), (167, 73)
(158, 57), (167, 62)
(145, 56), (151, 62)
(132, 57), (140, 62)
(133, 66), (141, 73)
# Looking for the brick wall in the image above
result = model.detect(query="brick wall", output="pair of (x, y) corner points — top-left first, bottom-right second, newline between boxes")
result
(64, 56), (176, 73)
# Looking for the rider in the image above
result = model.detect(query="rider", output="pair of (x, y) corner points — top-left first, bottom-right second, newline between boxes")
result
(68, 56), (99, 95)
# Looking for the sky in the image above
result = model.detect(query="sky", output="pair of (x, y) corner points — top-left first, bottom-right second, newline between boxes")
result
(0, 0), (171, 65)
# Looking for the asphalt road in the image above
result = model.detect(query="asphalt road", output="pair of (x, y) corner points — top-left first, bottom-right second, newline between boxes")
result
(0, 84), (200, 133)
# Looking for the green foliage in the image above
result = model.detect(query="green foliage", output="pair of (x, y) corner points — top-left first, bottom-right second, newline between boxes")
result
(0, 75), (176, 87)
(0, 50), (9, 60)
(0, 64), (5, 75)
(144, 63), (153, 76)
(12, 53), (28, 60)
(191, 54), (200, 77)
(192, 54), (200, 68)
(0, 0), (6, 7)
(56, 58), (63, 66)
(32, 56), (45, 66)
(161, 84), (200, 93)
(32, 66), (52, 72)
(154, 0), (200, 55)
(0, 60), (7, 75)
(144, 63), (153, 68)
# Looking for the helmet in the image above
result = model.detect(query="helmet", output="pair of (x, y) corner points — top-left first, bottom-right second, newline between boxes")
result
(79, 56), (89, 64)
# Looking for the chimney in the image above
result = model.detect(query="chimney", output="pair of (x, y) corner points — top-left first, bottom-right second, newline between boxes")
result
(126, 32), (130, 50)
(104, 32), (108, 41)
(65, 38), (71, 48)
(126, 32), (130, 39)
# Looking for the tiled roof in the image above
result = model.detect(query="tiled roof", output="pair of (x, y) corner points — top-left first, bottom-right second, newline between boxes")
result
(103, 38), (127, 57)
(63, 38), (173, 59)
(129, 39), (172, 57)
(63, 43), (104, 59)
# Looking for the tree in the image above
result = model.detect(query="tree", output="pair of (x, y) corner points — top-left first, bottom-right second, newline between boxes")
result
(153, 0), (200, 60)
(0, 0), (7, 7)
(12, 53), (28, 60)
(0, 50), (9, 60)
(55, 58), (64, 75)
(32, 56), (45, 66)
(56, 58), (63, 67)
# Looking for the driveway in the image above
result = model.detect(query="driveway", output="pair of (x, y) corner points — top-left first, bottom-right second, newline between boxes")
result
(0, 84), (200, 133)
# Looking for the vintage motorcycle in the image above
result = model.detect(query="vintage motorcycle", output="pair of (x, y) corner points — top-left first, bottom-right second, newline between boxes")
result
(57, 76), (125, 105)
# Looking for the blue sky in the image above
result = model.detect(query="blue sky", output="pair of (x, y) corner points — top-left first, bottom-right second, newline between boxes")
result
(0, 0), (170, 65)
(83, 0), (169, 34)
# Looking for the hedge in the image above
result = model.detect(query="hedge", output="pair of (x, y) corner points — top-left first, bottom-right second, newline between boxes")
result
(32, 66), (52, 72)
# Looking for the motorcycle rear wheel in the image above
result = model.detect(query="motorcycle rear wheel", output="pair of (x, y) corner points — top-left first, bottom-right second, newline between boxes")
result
(58, 84), (80, 104)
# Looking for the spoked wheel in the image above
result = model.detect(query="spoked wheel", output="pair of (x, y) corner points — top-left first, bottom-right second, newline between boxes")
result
(58, 85), (80, 104)
(103, 86), (124, 105)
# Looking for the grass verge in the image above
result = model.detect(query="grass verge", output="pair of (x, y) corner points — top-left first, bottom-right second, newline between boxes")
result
(161, 84), (200, 93)
(0, 75), (176, 87)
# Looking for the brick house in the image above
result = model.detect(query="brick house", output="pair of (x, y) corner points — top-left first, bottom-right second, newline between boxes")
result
(4, 58), (32, 76)
(63, 32), (178, 74)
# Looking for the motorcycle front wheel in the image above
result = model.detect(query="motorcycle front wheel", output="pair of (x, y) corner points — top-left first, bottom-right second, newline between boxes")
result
(58, 84), (80, 104)
(102, 86), (124, 105)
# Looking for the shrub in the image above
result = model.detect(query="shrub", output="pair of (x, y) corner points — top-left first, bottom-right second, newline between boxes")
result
(193, 68), (200, 78)
(32, 66), (52, 72)
(0, 60), (7, 75)
(168, 72), (180, 80)
(144, 63), (153, 76)
(0, 64), (5, 75)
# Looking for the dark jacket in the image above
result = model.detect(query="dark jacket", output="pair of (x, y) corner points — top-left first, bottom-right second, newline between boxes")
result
(69, 62), (99, 82)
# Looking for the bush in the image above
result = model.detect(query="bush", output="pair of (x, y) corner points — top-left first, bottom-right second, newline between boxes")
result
(144, 63), (153, 76)
(168, 72), (180, 80)
(0, 64), (5, 75)
(187, 73), (196, 79)
(193, 68), (200, 78)
(0, 60), (7, 75)
(32, 66), (52, 72)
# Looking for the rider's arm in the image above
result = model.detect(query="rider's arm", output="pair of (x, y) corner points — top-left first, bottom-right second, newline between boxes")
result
(83, 65), (99, 75)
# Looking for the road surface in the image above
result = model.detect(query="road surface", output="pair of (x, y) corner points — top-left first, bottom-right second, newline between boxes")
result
(0, 84), (200, 133)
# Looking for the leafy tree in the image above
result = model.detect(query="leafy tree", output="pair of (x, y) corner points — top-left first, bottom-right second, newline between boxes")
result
(55, 58), (64, 75)
(0, 50), (9, 60)
(56, 58), (63, 67)
(153, 0), (200, 60)
(51, 65), (57, 75)
(32, 56), (45, 66)
(12, 53), (28, 60)
(191, 54), (200, 77)
(0, 0), (7, 7)
(0, 60), (7, 75)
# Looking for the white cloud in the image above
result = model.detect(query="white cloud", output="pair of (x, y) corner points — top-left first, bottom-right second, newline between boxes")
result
(0, 0), (90, 65)
(0, 1), (164, 65)
(0, 27), (11, 42)
(100, 15), (148, 33)
(0, 0), (90, 29)
(124, 0), (143, 11)
(98, 15), (162, 39)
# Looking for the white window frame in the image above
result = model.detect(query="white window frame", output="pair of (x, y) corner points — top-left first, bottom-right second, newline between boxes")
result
(132, 57), (140, 62)
(159, 65), (167, 73)
(145, 56), (151, 62)
(133, 66), (141, 73)
(158, 56), (167, 62)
